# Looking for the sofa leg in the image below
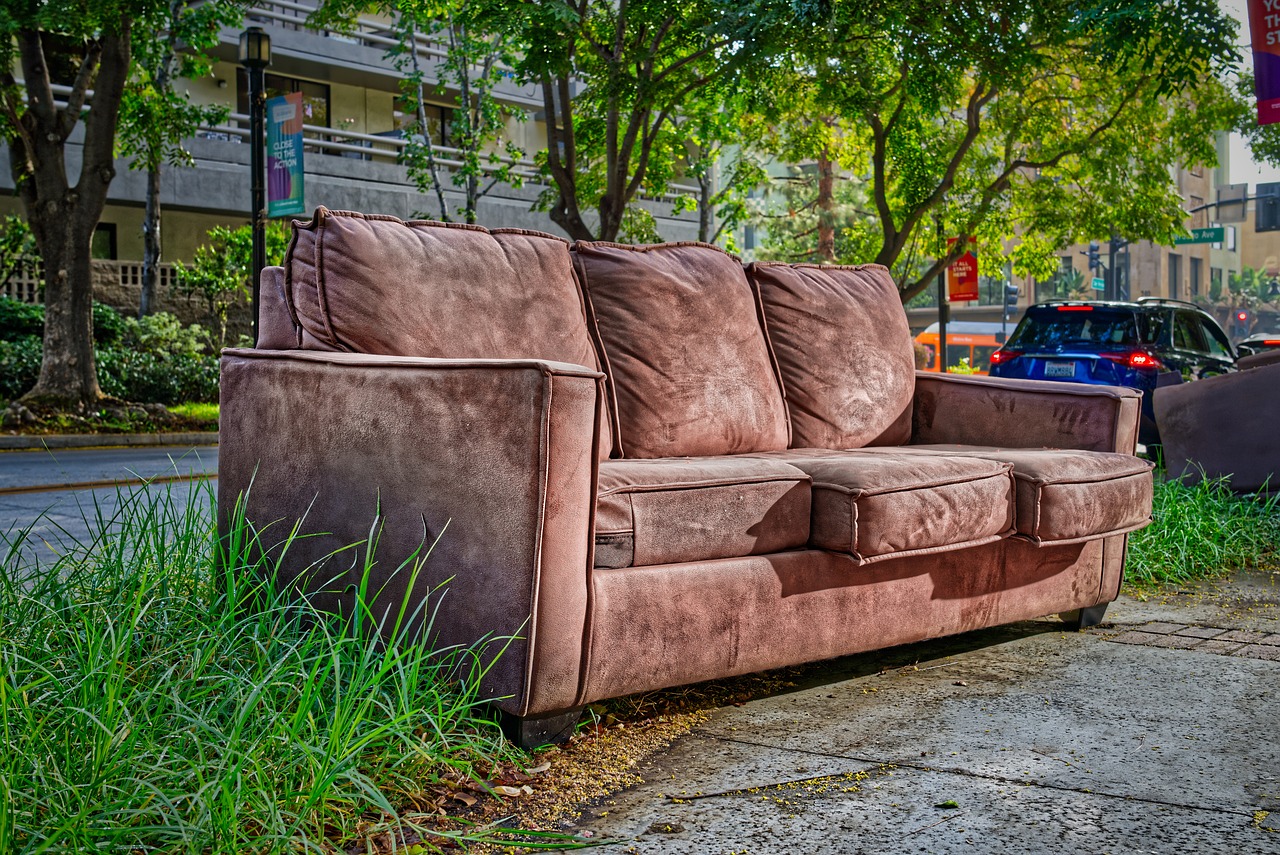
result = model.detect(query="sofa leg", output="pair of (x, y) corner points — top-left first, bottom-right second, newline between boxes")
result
(498, 707), (583, 749)
(1060, 603), (1109, 631)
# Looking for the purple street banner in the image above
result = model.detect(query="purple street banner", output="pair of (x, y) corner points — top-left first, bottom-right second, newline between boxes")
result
(1250, 0), (1280, 125)
(266, 92), (305, 217)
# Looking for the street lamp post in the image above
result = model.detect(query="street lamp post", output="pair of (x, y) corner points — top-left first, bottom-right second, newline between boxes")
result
(239, 26), (271, 345)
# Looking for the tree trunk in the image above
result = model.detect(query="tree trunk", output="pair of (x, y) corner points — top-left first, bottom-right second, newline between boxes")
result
(26, 212), (102, 411)
(140, 165), (161, 317)
(816, 148), (835, 263)
(698, 171), (713, 244)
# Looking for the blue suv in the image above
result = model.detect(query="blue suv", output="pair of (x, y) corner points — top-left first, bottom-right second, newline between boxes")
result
(988, 299), (1236, 445)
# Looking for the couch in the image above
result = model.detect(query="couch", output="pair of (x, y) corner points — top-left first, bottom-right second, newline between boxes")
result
(218, 208), (1154, 747)
(1154, 357), (1280, 492)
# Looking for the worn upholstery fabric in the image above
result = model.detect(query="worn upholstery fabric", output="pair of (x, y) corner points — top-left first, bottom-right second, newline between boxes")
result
(218, 349), (603, 717)
(1236, 349), (1280, 370)
(256, 266), (299, 349)
(281, 207), (612, 457)
(903, 445), (1154, 544)
(582, 540), (1106, 702)
(751, 449), (1015, 562)
(912, 372), (1143, 454)
(573, 241), (790, 458)
(1154, 364), (1280, 492)
(748, 263), (915, 448)
(594, 457), (811, 568)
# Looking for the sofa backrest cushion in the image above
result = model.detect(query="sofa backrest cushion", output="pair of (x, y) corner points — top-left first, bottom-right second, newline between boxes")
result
(285, 207), (600, 366)
(749, 262), (914, 449)
(574, 241), (790, 458)
(283, 207), (611, 456)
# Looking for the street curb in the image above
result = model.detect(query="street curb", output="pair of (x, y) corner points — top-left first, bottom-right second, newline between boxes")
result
(0, 432), (219, 451)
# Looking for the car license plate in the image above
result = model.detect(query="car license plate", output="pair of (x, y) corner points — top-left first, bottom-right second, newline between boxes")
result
(1045, 361), (1076, 378)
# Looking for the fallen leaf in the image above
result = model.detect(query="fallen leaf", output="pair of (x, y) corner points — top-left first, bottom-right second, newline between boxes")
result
(492, 785), (523, 797)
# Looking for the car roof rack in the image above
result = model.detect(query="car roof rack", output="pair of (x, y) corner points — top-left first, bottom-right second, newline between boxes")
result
(1134, 297), (1206, 311)
(1031, 299), (1130, 308)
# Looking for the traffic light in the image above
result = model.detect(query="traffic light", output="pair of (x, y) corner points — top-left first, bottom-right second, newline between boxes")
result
(1003, 283), (1019, 316)
(1087, 241), (1100, 271)
(1234, 309), (1251, 337)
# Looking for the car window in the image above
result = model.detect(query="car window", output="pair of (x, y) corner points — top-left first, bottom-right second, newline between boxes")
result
(946, 344), (971, 370)
(1173, 311), (1208, 352)
(973, 345), (999, 370)
(1139, 310), (1167, 345)
(1008, 309), (1141, 348)
(1198, 317), (1232, 358)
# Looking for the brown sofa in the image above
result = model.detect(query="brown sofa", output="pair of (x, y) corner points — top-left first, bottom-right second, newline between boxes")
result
(218, 208), (1154, 747)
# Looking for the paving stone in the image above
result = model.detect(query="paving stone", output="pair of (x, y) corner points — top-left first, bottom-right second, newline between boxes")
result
(1217, 630), (1269, 644)
(1140, 621), (1189, 635)
(1194, 639), (1245, 656)
(1109, 630), (1165, 645)
(1141, 633), (1203, 649)
(1172, 626), (1225, 639)
(1232, 644), (1280, 661)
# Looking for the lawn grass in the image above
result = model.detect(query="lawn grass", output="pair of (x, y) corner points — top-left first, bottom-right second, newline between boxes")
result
(1126, 475), (1280, 588)
(0, 482), (568, 853)
(167, 401), (219, 427)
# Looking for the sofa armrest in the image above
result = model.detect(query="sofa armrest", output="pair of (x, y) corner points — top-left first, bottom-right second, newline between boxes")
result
(911, 372), (1143, 454)
(217, 348), (605, 717)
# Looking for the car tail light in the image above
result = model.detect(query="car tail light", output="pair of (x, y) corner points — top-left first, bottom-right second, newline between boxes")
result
(989, 349), (1022, 365)
(1101, 350), (1163, 370)
(1056, 305), (1094, 311)
(1265, 340), (1280, 346)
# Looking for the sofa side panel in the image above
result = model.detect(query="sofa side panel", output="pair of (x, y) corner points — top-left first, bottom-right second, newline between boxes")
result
(583, 540), (1106, 702)
(217, 352), (597, 717)
(912, 372), (1142, 454)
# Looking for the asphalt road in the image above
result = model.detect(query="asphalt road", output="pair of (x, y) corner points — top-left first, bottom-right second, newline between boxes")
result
(0, 444), (218, 568)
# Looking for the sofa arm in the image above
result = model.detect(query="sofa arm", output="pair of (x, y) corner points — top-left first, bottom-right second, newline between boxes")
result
(217, 349), (605, 717)
(911, 372), (1143, 454)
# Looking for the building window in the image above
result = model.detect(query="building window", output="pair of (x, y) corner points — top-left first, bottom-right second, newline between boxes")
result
(1190, 257), (1202, 298)
(393, 98), (450, 148)
(1189, 196), (1205, 229)
(1037, 255), (1075, 301)
(1168, 253), (1181, 300)
(1211, 266), (1223, 299)
(91, 224), (117, 260)
(238, 72), (330, 129)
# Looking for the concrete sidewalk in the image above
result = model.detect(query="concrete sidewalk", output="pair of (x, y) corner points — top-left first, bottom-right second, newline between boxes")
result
(569, 572), (1280, 853)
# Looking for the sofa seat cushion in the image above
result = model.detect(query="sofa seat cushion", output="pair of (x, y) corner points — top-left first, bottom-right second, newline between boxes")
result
(748, 263), (916, 449)
(594, 457), (811, 569)
(904, 445), (1154, 544)
(754, 449), (1015, 563)
(573, 241), (790, 458)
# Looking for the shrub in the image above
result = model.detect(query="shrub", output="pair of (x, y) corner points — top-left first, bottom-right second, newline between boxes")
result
(97, 348), (220, 405)
(0, 297), (43, 341)
(0, 335), (41, 399)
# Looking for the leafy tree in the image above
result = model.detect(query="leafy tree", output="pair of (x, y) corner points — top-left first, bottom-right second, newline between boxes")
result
(172, 221), (290, 348)
(313, 0), (525, 224)
(0, 2), (147, 410)
(666, 82), (769, 247)
(492, 0), (780, 242)
(118, 0), (243, 318)
(752, 0), (1243, 301)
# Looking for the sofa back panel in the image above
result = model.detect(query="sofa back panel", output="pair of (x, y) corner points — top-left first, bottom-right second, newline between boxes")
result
(574, 241), (790, 458)
(749, 262), (915, 450)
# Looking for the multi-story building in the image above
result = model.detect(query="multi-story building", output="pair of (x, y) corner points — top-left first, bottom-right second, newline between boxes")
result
(0, 2), (700, 310)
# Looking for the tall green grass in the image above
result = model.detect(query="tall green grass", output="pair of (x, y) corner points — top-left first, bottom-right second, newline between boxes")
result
(0, 481), (528, 853)
(1127, 475), (1280, 587)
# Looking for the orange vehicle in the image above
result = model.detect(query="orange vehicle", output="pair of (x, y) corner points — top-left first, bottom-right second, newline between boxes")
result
(914, 321), (1009, 374)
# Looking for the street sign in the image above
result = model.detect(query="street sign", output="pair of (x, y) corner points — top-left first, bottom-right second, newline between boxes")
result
(1091, 277), (1105, 291)
(946, 236), (979, 302)
(1173, 226), (1225, 245)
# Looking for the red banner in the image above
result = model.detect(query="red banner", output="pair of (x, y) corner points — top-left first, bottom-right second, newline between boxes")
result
(1249, 0), (1280, 125)
(946, 237), (979, 302)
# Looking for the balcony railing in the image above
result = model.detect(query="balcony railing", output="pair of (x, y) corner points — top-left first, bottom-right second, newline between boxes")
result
(2, 261), (177, 305)
(197, 113), (700, 203)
